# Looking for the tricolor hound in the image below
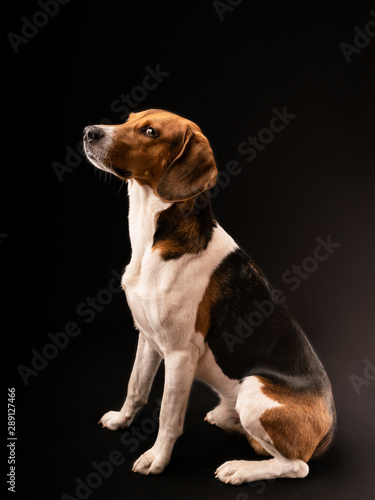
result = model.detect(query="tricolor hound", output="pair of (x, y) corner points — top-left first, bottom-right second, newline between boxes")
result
(83, 109), (336, 485)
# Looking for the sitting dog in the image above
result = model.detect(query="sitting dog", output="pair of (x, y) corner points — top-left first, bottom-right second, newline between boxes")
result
(83, 109), (336, 485)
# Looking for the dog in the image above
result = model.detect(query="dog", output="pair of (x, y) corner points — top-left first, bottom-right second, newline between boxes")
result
(83, 109), (336, 485)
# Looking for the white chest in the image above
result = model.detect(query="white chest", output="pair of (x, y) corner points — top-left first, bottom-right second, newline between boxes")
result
(121, 181), (237, 352)
(123, 251), (202, 345)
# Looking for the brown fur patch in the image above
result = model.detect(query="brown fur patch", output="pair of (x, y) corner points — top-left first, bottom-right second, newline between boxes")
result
(156, 129), (217, 202)
(195, 270), (223, 337)
(258, 376), (335, 462)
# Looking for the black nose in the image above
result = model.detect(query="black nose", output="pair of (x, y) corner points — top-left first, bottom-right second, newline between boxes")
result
(84, 125), (104, 143)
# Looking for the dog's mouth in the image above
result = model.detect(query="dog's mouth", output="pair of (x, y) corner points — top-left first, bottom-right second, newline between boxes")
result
(84, 143), (131, 178)
(112, 167), (133, 179)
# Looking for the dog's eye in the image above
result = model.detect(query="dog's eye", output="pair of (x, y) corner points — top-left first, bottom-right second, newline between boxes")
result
(142, 127), (159, 138)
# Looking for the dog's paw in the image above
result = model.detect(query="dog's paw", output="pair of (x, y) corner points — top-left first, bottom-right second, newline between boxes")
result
(204, 410), (216, 426)
(204, 406), (242, 433)
(215, 460), (250, 485)
(132, 448), (169, 475)
(99, 411), (130, 431)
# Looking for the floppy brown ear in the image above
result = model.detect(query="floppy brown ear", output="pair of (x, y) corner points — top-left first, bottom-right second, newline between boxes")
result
(157, 128), (218, 202)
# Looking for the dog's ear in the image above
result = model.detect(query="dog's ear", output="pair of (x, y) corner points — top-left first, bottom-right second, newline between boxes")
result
(157, 128), (218, 202)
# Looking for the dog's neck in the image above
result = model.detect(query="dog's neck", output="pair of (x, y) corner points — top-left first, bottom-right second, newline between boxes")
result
(126, 179), (216, 269)
(126, 179), (169, 271)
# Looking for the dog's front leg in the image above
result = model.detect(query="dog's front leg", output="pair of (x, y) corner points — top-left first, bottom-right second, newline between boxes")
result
(99, 334), (161, 430)
(132, 348), (198, 475)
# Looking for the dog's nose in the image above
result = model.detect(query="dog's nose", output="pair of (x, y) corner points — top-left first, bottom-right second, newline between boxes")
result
(84, 125), (104, 143)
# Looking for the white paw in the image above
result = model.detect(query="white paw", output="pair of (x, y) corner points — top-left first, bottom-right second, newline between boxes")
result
(132, 448), (169, 475)
(204, 410), (216, 425)
(99, 411), (129, 431)
(204, 407), (242, 433)
(215, 460), (250, 485)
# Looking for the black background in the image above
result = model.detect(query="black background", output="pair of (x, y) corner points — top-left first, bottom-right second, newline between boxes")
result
(4, 1), (375, 499)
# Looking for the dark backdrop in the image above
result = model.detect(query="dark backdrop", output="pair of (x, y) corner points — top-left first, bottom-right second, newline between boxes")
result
(4, 1), (375, 499)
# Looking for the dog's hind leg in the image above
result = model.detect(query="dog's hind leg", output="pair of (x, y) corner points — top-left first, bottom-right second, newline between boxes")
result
(215, 375), (334, 485)
(196, 347), (242, 433)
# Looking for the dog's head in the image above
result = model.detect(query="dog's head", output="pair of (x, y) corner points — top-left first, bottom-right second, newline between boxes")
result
(83, 109), (217, 202)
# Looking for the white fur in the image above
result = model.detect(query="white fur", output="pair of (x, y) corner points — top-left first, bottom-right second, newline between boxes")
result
(124, 180), (170, 281)
(83, 125), (114, 173)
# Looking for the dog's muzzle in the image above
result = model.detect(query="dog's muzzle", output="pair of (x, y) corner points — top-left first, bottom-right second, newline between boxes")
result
(83, 125), (132, 179)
